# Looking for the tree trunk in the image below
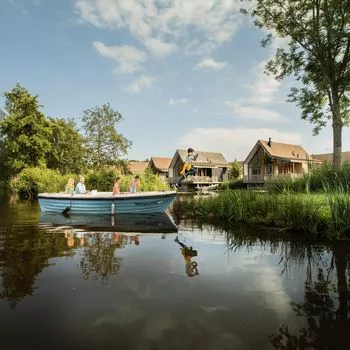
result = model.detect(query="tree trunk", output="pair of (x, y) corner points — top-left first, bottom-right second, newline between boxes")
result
(332, 100), (342, 167)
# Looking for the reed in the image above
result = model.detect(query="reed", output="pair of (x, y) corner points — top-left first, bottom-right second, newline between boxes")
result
(179, 190), (348, 237)
(324, 183), (350, 234)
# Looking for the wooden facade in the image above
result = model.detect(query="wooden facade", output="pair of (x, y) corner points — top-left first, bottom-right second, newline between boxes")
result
(168, 149), (229, 191)
(243, 139), (317, 186)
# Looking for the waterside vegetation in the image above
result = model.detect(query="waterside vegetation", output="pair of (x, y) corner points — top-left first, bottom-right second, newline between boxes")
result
(11, 167), (170, 199)
(176, 163), (350, 238)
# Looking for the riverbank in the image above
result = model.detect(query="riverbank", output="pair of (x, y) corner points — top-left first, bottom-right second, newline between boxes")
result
(173, 190), (350, 239)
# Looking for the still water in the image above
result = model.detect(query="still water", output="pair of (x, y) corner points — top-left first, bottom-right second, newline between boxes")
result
(0, 196), (350, 350)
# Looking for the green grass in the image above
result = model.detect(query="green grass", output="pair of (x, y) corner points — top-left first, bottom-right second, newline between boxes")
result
(178, 190), (350, 238)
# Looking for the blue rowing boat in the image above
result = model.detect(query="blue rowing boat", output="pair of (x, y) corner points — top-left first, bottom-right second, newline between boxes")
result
(38, 191), (177, 214)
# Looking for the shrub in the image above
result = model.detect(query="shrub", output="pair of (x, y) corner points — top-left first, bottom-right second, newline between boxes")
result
(219, 179), (246, 190)
(13, 167), (65, 199)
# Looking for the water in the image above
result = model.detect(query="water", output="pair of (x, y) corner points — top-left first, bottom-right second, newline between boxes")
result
(1, 196), (350, 350)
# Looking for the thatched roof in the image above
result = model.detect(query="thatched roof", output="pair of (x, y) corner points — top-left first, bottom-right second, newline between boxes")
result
(150, 157), (172, 171)
(128, 161), (149, 174)
(176, 149), (228, 167)
(312, 151), (350, 164)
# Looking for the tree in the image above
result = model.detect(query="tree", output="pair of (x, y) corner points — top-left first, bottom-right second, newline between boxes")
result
(82, 103), (131, 168)
(242, 0), (350, 167)
(0, 84), (52, 173)
(230, 161), (242, 179)
(46, 117), (86, 174)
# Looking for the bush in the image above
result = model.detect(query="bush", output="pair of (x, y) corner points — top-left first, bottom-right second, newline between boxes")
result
(13, 166), (171, 199)
(13, 167), (66, 199)
(219, 179), (246, 190)
(85, 168), (119, 192)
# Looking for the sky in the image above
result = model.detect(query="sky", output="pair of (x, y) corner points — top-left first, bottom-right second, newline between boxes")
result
(1, 0), (349, 162)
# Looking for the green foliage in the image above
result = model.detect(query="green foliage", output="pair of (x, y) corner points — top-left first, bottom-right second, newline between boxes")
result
(82, 103), (132, 168)
(0, 84), (52, 173)
(324, 183), (350, 234)
(13, 167), (66, 199)
(242, 0), (350, 166)
(230, 161), (241, 179)
(85, 168), (118, 192)
(180, 191), (345, 236)
(139, 168), (170, 191)
(46, 118), (86, 174)
(219, 179), (246, 190)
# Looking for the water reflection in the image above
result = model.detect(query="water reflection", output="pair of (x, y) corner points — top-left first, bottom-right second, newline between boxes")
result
(40, 212), (178, 233)
(0, 225), (73, 308)
(174, 235), (199, 277)
(1, 195), (350, 349)
(219, 224), (350, 350)
(80, 232), (123, 282)
(269, 242), (350, 350)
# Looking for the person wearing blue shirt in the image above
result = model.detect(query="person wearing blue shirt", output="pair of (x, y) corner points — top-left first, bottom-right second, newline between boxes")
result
(75, 176), (88, 194)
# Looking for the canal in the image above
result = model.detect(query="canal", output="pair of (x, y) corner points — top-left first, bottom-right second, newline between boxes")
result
(0, 195), (349, 349)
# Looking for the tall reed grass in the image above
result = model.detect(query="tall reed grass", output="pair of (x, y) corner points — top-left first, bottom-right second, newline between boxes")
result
(179, 190), (349, 237)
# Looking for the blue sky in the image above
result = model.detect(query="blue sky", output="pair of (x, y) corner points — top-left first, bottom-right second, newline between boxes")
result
(1, 0), (349, 162)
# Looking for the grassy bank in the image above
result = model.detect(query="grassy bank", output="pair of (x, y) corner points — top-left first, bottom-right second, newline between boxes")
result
(175, 190), (350, 238)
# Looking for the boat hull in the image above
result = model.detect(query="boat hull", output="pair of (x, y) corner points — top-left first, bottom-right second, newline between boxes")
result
(38, 191), (177, 214)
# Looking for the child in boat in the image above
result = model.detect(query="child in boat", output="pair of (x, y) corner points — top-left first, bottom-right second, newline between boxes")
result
(113, 177), (121, 195)
(65, 178), (75, 194)
(129, 175), (140, 193)
(174, 148), (198, 188)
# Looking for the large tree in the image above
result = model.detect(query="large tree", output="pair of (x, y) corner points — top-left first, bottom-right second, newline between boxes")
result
(242, 0), (350, 167)
(0, 84), (52, 173)
(46, 117), (86, 174)
(82, 103), (131, 168)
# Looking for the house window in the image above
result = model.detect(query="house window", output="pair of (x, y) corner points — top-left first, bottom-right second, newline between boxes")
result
(252, 166), (261, 175)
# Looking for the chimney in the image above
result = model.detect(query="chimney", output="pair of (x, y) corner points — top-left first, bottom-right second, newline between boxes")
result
(267, 137), (272, 147)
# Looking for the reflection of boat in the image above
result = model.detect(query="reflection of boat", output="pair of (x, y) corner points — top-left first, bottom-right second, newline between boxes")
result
(38, 191), (177, 214)
(39, 212), (178, 233)
(196, 184), (219, 193)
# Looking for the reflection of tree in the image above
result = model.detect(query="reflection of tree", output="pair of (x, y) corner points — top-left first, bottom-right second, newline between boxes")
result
(80, 233), (123, 282)
(221, 225), (350, 349)
(269, 242), (350, 350)
(0, 228), (72, 308)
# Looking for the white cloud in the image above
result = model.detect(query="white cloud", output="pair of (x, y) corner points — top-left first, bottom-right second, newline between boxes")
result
(124, 75), (155, 94)
(246, 61), (281, 104)
(75, 0), (244, 55)
(93, 41), (148, 73)
(194, 58), (228, 71)
(225, 101), (286, 122)
(221, 61), (284, 122)
(178, 127), (302, 161)
(144, 38), (177, 57)
(169, 98), (188, 106)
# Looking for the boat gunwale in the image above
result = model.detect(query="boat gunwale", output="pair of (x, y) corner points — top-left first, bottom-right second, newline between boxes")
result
(38, 191), (177, 201)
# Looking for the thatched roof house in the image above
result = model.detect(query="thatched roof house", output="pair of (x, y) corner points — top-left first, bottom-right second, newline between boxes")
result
(148, 157), (172, 177)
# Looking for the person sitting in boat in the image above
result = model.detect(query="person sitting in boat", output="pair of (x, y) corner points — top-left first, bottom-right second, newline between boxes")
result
(65, 177), (75, 194)
(113, 177), (121, 195)
(129, 175), (140, 193)
(75, 176), (89, 194)
(174, 148), (198, 188)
